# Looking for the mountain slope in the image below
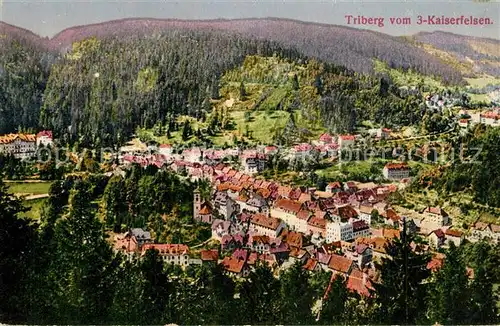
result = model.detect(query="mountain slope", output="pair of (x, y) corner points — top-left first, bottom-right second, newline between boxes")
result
(49, 18), (464, 84)
(413, 31), (500, 76)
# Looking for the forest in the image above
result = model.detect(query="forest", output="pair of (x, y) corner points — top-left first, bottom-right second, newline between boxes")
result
(0, 169), (499, 325)
(0, 30), (432, 148)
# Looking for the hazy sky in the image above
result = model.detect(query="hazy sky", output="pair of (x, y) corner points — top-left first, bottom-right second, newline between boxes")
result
(1, 0), (499, 39)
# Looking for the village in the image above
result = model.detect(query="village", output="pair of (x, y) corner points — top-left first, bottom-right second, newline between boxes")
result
(1, 116), (499, 299)
(109, 129), (499, 298)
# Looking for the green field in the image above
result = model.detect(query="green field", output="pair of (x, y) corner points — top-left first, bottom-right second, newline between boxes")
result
(7, 182), (51, 195)
(465, 76), (500, 88)
(21, 198), (47, 220)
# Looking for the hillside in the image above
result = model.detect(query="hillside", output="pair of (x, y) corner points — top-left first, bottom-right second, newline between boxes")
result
(413, 31), (500, 76)
(48, 18), (464, 83)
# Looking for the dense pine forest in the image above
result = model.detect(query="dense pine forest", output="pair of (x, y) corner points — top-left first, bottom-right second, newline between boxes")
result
(1, 28), (435, 147)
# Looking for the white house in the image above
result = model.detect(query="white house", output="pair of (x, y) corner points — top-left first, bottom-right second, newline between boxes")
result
(383, 162), (411, 180)
(326, 221), (353, 243)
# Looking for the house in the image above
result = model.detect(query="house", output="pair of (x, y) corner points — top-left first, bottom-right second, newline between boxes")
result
(349, 244), (372, 269)
(221, 256), (249, 277)
(213, 191), (240, 220)
(421, 207), (450, 230)
(271, 199), (302, 229)
(129, 228), (153, 248)
(251, 235), (271, 253)
(458, 119), (469, 128)
(307, 216), (327, 238)
(36, 130), (53, 147)
(326, 220), (353, 243)
(326, 181), (343, 193)
(291, 143), (313, 158)
(377, 128), (392, 140)
(250, 214), (285, 238)
(303, 258), (322, 272)
(480, 111), (500, 126)
(352, 220), (371, 239)
(289, 247), (310, 264)
(352, 203), (371, 223)
(319, 133), (334, 144)
(445, 228), (464, 246)
(383, 208), (401, 227)
(428, 229), (446, 249)
(200, 249), (219, 265)
(328, 254), (354, 275)
(347, 268), (374, 297)
(113, 232), (139, 259)
(264, 146), (278, 155)
(141, 244), (190, 267)
(469, 222), (500, 243)
(383, 162), (410, 180)
(0, 133), (37, 159)
(338, 135), (356, 148)
(241, 153), (267, 174)
(211, 219), (233, 240)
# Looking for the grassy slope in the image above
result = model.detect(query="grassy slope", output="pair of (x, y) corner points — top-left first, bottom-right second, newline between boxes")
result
(7, 182), (51, 195)
(139, 55), (327, 146)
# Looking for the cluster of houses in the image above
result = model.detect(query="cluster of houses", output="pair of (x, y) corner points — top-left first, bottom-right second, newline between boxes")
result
(0, 131), (53, 159)
(111, 128), (499, 296)
(458, 108), (500, 128)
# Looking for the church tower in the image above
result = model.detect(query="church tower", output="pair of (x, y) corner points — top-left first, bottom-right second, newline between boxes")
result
(193, 188), (201, 221)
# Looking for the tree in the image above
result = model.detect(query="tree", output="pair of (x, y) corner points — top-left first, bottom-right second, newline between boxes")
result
(427, 243), (471, 325)
(239, 81), (247, 100)
(469, 265), (499, 324)
(372, 222), (431, 325)
(278, 261), (314, 324)
(0, 177), (37, 322)
(49, 180), (117, 323)
(238, 261), (280, 324)
(320, 274), (349, 324)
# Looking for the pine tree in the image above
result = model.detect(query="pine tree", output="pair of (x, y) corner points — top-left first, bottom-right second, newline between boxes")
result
(372, 221), (431, 325)
(469, 266), (499, 324)
(0, 177), (37, 322)
(279, 261), (314, 324)
(320, 275), (349, 324)
(427, 243), (471, 325)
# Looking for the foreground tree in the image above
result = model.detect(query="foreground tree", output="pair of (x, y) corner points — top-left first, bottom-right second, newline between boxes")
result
(372, 222), (431, 324)
(0, 177), (37, 322)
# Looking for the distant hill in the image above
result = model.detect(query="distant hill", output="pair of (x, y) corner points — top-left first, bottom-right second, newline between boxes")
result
(0, 21), (46, 46)
(48, 18), (466, 83)
(413, 31), (500, 76)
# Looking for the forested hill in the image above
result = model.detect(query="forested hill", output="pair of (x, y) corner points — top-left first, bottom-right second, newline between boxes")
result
(413, 31), (500, 76)
(48, 18), (463, 83)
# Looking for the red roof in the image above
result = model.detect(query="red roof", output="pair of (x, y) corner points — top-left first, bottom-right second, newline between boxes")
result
(251, 214), (282, 231)
(445, 229), (463, 238)
(201, 249), (219, 261)
(221, 256), (246, 274)
(384, 162), (410, 170)
(303, 258), (318, 271)
(319, 133), (333, 142)
(141, 244), (189, 255)
(275, 199), (302, 214)
(339, 135), (356, 141)
(328, 254), (354, 274)
(347, 269), (373, 297)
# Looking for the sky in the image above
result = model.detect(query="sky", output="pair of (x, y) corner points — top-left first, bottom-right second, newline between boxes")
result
(1, 0), (499, 39)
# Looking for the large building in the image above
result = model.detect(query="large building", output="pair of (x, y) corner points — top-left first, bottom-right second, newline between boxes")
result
(383, 162), (410, 180)
(0, 133), (36, 159)
(0, 131), (53, 159)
